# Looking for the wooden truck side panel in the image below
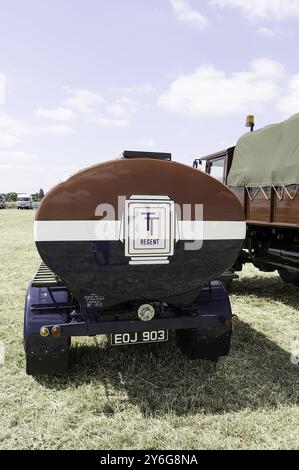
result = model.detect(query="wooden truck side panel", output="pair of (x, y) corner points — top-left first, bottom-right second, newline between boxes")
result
(202, 149), (299, 229)
(232, 185), (299, 228)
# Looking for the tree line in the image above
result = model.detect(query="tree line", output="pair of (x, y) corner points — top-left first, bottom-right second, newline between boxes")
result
(2, 188), (45, 202)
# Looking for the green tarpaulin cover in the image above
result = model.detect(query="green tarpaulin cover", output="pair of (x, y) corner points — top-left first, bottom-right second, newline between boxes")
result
(227, 114), (299, 187)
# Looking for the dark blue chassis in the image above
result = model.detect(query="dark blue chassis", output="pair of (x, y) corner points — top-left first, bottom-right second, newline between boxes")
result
(24, 280), (232, 375)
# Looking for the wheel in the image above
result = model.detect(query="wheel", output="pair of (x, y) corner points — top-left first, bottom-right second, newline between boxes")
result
(176, 329), (231, 360)
(278, 268), (299, 286)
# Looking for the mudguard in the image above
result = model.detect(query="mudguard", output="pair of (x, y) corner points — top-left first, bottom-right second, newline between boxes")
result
(24, 284), (71, 375)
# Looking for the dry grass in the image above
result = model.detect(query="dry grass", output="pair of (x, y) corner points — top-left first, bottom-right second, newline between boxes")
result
(0, 209), (298, 450)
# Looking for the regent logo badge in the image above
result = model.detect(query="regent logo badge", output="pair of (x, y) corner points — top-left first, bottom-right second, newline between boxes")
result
(124, 195), (175, 265)
(142, 212), (159, 235)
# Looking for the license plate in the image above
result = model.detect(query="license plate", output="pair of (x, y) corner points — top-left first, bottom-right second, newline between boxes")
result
(111, 330), (168, 346)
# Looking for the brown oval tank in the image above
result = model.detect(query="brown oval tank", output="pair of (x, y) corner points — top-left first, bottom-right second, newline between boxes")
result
(35, 157), (245, 307)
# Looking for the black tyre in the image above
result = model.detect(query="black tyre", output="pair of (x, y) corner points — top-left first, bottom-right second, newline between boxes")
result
(176, 329), (231, 360)
(278, 268), (299, 287)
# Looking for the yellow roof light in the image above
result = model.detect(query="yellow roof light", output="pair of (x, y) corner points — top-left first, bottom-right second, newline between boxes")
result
(246, 115), (255, 128)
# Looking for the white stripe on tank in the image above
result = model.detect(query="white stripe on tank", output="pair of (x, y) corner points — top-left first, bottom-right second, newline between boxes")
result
(34, 220), (246, 242)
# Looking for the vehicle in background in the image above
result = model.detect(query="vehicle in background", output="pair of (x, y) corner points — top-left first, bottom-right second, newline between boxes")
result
(0, 194), (6, 209)
(194, 114), (299, 287)
(17, 193), (33, 210)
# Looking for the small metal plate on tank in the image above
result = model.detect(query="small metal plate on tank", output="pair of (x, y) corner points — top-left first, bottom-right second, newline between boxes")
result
(82, 294), (105, 309)
(124, 195), (175, 265)
(111, 330), (168, 346)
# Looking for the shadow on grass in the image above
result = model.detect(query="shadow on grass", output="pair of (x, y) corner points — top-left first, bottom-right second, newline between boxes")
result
(36, 321), (298, 417)
(232, 275), (299, 310)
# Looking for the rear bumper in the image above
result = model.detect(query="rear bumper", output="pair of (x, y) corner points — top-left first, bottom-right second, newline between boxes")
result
(42, 314), (231, 337)
(25, 280), (232, 341)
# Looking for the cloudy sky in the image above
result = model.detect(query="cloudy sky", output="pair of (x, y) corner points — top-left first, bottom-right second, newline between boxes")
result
(1, 0), (299, 193)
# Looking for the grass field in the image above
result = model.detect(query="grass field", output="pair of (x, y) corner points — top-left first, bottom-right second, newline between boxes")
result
(0, 209), (298, 450)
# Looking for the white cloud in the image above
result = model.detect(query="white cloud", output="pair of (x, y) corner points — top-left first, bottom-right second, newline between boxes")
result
(277, 75), (299, 117)
(0, 112), (33, 148)
(138, 139), (156, 148)
(0, 151), (40, 172)
(258, 27), (275, 36)
(170, 0), (208, 30)
(91, 117), (128, 128)
(57, 84), (150, 127)
(0, 73), (6, 104)
(0, 110), (73, 147)
(0, 151), (37, 161)
(109, 84), (157, 95)
(36, 106), (76, 121)
(64, 87), (105, 114)
(0, 163), (42, 171)
(210, 0), (299, 21)
(118, 97), (138, 110)
(158, 59), (285, 116)
(40, 124), (73, 135)
(0, 112), (32, 136)
(127, 84), (157, 95)
(107, 97), (138, 118)
(0, 133), (21, 147)
(107, 103), (128, 118)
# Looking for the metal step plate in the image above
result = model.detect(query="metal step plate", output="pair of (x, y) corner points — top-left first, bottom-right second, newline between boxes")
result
(32, 262), (62, 287)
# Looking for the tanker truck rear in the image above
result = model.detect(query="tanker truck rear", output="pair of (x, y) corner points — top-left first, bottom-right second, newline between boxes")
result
(24, 151), (245, 375)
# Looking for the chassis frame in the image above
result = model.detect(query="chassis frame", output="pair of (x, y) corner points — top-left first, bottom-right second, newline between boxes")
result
(23, 264), (233, 375)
